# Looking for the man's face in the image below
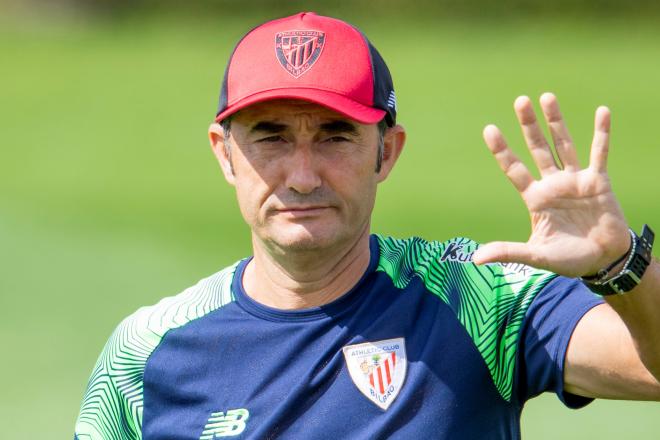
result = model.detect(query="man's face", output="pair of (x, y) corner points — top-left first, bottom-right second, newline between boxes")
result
(211, 100), (401, 255)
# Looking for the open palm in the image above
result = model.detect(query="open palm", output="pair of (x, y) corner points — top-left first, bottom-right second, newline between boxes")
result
(473, 93), (630, 278)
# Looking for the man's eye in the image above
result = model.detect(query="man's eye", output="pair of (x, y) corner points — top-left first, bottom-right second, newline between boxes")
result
(257, 135), (285, 143)
(325, 136), (350, 143)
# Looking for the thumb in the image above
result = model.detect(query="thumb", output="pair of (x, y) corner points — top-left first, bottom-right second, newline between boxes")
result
(472, 241), (534, 266)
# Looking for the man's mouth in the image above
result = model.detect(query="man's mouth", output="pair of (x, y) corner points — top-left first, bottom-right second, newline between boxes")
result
(275, 206), (331, 217)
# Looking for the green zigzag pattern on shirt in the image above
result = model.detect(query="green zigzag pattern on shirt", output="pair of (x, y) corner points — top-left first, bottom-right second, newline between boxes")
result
(74, 263), (239, 440)
(375, 235), (557, 402)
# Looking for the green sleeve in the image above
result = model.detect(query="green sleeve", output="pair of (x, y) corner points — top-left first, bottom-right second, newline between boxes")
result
(74, 262), (238, 439)
(376, 235), (558, 401)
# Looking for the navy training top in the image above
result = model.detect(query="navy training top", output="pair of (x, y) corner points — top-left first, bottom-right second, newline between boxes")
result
(74, 235), (603, 439)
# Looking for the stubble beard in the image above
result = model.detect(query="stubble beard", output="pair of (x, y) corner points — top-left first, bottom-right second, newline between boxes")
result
(254, 209), (372, 267)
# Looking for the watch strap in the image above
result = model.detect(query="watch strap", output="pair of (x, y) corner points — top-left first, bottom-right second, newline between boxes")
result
(581, 225), (655, 296)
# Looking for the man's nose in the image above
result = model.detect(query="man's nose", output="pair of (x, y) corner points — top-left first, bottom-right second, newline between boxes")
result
(285, 144), (322, 194)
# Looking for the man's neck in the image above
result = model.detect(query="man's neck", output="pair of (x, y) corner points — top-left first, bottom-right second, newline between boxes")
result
(242, 228), (373, 310)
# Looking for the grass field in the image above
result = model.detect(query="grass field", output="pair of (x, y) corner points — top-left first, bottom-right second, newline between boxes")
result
(1, 10), (659, 438)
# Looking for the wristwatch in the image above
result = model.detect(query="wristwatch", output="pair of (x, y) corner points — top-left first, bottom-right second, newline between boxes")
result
(581, 225), (655, 296)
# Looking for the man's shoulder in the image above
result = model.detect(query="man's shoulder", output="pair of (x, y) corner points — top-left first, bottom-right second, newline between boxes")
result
(373, 234), (559, 402)
(374, 234), (477, 263)
(373, 234), (554, 287)
(118, 260), (241, 338)
(75, 261), (244, 439)
(102, 260), (242, 371)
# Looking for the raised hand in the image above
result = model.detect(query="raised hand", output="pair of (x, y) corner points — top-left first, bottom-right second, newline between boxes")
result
(472, 93), (630, 278)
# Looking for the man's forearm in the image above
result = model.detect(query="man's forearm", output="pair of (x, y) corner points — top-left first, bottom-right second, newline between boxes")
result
(605, 260), (660, 381)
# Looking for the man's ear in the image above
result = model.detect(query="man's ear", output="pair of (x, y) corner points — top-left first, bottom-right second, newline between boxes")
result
(376, 124), (406, 183)
(208, 122), (235, 185)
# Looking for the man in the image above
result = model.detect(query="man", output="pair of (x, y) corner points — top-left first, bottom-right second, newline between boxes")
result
(74, 12), (660, 439)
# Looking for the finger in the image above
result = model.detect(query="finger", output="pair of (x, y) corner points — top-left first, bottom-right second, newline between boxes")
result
(589, 106), (611, 173)
(472, 241), (535, 266)
(483, 124), (534, 193)
(539, 92), (580, 171)
(514, 95), (560, 176)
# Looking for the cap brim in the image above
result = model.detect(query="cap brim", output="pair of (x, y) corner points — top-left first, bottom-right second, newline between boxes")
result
(215, 88), (386, 124)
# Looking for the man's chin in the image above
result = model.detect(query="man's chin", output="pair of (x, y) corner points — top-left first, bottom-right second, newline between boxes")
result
(264, 226), (343, 253)
(273, 235), (333, 253)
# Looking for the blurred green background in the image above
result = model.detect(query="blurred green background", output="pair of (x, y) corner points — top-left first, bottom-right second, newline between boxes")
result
(1, 0), (659, 438)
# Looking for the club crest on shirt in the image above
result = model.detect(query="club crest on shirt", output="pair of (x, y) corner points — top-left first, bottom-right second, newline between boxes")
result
(342, 337), (407, 410)
(275, 30), (325, 78)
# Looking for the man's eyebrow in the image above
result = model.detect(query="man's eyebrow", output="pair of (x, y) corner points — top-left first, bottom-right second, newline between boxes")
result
(319, 120), (359, 136)
(249, 121), (288, 134)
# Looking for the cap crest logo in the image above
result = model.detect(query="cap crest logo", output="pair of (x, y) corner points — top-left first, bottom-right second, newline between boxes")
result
(342, 338), (407, 410)
(275, 30), (326, 78)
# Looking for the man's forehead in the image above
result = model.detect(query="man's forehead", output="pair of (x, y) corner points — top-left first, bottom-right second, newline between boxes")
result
(232, 99), (364, 128)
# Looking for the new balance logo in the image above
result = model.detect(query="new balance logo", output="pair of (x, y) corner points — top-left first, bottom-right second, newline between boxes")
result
(199, 408), (250, 439)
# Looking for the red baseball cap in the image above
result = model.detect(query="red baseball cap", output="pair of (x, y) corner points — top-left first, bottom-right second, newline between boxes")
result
(215, 12), (397, 126)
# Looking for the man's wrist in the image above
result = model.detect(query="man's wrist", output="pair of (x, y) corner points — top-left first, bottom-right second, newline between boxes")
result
(581, 230), (634, 283)
(580, 225), (655, 296)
